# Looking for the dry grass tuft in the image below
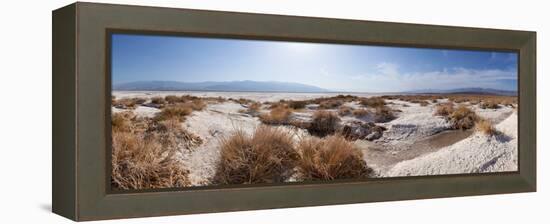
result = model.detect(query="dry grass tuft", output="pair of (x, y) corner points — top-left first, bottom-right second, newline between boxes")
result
(113, 97), (146, 109)
(434, 102), (455, 117)
(214, 126), (298, 184)
(147, 118), (203, 150)
(475, 119), (497, 136)
(449, 105), (479, 130)
(296, 135), (372, 181)
(164, 95), (182, 104)
(479, 100), (501, 109)
(259, 104), (293, 125)
(419, 100), (429, 106)
(154, 99), (206, 121)
(352, 109), (369, 118)
(155, 104), (193, 121)
(373, 106), (396, 123)
(151, 96), (166, 105)
(360, 97), (386, 108)
(307, 110), (341, 137)
(111, 131), (191, 190)
(111, 111), (134, 132)
(338, 106), (352, 116)
(111, 109), (204, 190)
(287, 100), (308, 109)
(319, 99), (344, 109)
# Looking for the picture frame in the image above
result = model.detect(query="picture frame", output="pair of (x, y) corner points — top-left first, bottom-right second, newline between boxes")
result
(52, 2), (536, 221)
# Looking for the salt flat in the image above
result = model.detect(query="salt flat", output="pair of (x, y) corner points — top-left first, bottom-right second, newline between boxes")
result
(112, 91), (518, 185)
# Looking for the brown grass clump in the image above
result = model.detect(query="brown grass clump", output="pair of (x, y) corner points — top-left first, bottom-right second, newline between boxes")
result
(154, 99), (206, 122)
(419, 100), (429, 106)
(318, 99), (344, 109)
(479, 100), (501, 109)
(147, 118), (203, 150)
(111, 111), (133, 132)
(214, 126), (298, 184)
(338, 106), (352, 116)
(296, 135), (371, 181)
(287, 100), (308, 109)
(240, 102), (262, 115)
(155, 104), (193, 121)
(449, 105), (479, 130)
(233, 98), (254, 105)
(113, 97), (146, 109)
(475, 119), (497, 136)
(164, 95), (182, 104)
(111, 130), (191, 190)
(151, 96), (166, 105)
(307, 110), (341, 137)
(248, 102), (261, 112)
(434, 102), (455, 116)
(373, 106), (396, 123)
(352, 109), (369, 118)
(259, 104), (293, 125)
(360, 97), (386, 108)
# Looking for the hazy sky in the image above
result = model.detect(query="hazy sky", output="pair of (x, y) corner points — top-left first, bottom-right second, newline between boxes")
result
(112, 34), (518, 92)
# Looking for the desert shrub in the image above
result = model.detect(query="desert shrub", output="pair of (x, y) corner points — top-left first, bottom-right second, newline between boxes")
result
(147, 118), (203, 150)
(155, 104), (193, 121)
(164, 95), (182, 104)
(240, 102), (262, 115)
(434, 103), (455, 117)
(480, 100), (501, 109)
(248, 102), (261, 112)
(373, 106), (396, 123)
(352, 109), (369, 118)
(296, 135), (372, 181)
(307, 110), (341, 137)
(475, 119), (497, 136)
(419, 101), (429, 106)
(113, 97), (146, 109)
(259, 105), (293, 125)
(449, 105), (479, 130)
(360, 97), (386, 108)
(333, 94), (359, 102)
(288, 100), (308, 109)
(151, 96), (166, 105)
(338, 106), (352, 116)
(111, 112), (134, 132)
(111, 130), (190, 190)
(234, 98), (253, 105)
(187, 99), (207, 111)
(214, 126), (298, 184)
(319, 99), (344, 109)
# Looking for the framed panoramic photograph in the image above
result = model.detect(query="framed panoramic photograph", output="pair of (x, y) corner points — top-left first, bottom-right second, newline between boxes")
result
(53, 2), (536, 221)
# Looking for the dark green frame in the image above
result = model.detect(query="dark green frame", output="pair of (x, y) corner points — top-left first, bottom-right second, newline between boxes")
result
(53, 2), (536, 221)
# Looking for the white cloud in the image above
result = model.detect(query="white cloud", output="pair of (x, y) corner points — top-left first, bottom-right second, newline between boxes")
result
(338, 62), (517, 92)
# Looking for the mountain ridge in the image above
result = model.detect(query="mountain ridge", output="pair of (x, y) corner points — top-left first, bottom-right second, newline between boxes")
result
(113, 80), (330, 93)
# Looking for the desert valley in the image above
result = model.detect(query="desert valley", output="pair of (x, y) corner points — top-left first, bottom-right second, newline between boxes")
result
(111, 87), (517, 189)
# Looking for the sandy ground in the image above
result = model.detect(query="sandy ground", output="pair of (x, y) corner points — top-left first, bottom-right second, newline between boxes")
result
(112, 91), (518, 184)
(385, 112), (518, 177)
(179, 102), (306, 185)
(113, 91), (383, 102)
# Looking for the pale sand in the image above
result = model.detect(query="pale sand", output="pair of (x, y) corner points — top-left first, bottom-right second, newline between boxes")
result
(111, 91), (518, 184)
(384, 112), (517, 177)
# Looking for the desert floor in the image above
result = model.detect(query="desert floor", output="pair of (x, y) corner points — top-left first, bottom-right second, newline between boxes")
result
(112, 91), (518, 186)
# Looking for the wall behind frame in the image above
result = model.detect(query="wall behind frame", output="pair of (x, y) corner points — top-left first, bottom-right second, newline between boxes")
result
(0, 0), (546, 223)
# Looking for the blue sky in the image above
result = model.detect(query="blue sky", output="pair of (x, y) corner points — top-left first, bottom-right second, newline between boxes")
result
(112, 34), (518, 92)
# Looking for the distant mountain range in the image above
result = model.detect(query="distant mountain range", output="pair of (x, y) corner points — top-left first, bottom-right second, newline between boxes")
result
(113, 81), (517, 96)
(406, 88), (517, 96)
(113, 80), (330, 93)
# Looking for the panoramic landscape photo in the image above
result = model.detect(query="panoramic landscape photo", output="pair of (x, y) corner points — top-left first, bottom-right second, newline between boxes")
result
(110, 34), (518, 190)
